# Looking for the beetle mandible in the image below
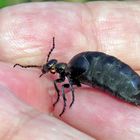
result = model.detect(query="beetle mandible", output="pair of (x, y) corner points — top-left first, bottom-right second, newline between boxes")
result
(14, 37), (140, 116)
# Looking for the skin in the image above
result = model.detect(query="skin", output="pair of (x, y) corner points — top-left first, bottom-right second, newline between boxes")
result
(0, 1), (140, 140)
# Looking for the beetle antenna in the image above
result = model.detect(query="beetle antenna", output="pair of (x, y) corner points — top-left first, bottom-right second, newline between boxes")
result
(47, 37), (55, 62)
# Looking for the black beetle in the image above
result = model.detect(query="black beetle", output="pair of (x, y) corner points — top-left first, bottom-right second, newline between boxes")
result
(14, 37), (140, 116)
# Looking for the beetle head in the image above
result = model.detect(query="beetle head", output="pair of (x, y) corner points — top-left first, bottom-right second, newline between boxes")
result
(40, 59), (57, 77)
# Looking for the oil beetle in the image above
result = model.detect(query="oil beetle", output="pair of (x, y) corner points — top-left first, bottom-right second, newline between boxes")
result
(14, 37), (140, 116)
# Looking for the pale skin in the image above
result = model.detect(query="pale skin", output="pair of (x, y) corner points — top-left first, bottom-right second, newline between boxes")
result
(0, 1), (140, 140)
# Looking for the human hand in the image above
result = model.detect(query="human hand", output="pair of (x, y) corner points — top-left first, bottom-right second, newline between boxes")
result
(0, 1), (140, 140)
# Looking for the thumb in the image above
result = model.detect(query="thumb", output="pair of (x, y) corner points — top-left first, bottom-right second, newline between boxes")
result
(0, 84), (94, 140)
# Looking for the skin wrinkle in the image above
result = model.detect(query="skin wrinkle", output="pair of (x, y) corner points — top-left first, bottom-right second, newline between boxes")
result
(0, 86), (38, 140)
(11, 53), (43, 65)
(89, 3), (112, 53)
(124, 113), (140, 140)
(87, 2), (140, 70)
(11, 114), (94, 140)
(75, 4), (91, 52)
(84, 3), (99, 52)
(10, 112), (43, 140)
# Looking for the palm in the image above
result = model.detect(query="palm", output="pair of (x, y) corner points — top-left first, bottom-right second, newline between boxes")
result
(0, 2), (140, 140)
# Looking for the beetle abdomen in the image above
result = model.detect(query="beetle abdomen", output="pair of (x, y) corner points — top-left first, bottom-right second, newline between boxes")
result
(68, 51), (140, 105)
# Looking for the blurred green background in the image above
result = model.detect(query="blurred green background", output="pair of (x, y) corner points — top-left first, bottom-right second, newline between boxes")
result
(0, 0), (125, 8)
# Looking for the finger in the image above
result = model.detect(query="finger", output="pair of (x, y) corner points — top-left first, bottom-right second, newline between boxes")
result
(0, 84), (94, 140)
(0, 2), (140, 69)
(0, 62), (52, 113)
(54, 87), (140, 140)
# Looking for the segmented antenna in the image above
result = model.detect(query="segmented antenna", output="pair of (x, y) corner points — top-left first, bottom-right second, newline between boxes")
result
(47, 37), (55, 62)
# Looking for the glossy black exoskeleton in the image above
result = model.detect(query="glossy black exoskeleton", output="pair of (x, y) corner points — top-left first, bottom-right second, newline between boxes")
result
(14, 37), (140, 116)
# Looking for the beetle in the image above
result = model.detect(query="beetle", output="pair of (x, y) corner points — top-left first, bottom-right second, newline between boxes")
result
(14, 37), (140, 116)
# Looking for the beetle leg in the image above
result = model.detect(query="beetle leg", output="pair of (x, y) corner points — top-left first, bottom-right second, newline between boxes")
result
(69, 82), (75, 108)
(13, 64), (41, 68)
(53, 77), (65, 107)
(59, 84), (69, 116)
(68, 78), (81, 108)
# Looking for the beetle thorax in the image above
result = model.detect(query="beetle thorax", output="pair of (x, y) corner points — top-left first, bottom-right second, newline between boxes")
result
(55, 62), (68, 74)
